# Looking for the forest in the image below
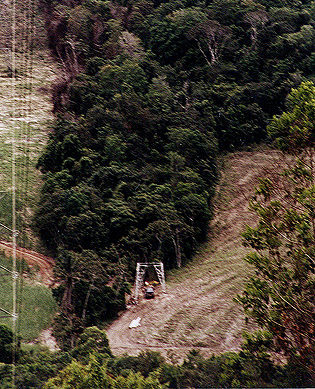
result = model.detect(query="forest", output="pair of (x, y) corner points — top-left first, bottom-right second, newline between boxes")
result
(35, 0), (315, 331)
(1, 0), (315, 387)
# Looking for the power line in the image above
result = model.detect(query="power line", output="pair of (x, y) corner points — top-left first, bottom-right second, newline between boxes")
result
(11, 0), (17, 385)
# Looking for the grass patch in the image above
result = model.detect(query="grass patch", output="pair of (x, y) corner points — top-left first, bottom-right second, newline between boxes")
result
(0, 50), (57, 247)
(0, 254), (57, 342)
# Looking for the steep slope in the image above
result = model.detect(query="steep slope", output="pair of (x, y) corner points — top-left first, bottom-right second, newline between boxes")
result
(106, 147), (283, 361)
(0, 48), (59, 245)
(0, 49), (61, 343)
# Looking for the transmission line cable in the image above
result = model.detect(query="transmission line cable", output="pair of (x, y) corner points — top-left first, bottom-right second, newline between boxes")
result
(0, 0), (41, 385)
(16, 0), (29, 349)
(15, 0), (34, 359)
(11, 0), (17, 386)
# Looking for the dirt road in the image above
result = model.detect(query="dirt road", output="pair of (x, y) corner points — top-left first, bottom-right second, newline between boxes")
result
(0, 240), (54, 286)
(106, 147), (283, 361)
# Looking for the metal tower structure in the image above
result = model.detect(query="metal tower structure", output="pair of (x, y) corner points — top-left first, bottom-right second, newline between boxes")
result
(134, 262), (166, 303)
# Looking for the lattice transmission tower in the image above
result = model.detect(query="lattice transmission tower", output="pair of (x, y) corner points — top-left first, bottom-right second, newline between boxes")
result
(134, 262), (166, 303)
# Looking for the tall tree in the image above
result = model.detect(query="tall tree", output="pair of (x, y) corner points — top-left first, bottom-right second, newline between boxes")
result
(187, 18), (231, 65)
(238, 81), (315, 381)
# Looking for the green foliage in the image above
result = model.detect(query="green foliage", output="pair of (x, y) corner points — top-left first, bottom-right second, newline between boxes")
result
(36, 0), (315, 348)
(44, 354), (164, 389)
(0, 337), (310, 388)
(40, 0), (315, 151)
(109, 351), (165, 378)
(268, 81), (315, 152)
(49, 249), (127, 348)
(72, 326), (112, 363)
(0, 325), (17, 364)
(0, 255), (57, 342)
(157, 347), (300, 388)
(14, 348), (72, 389)
(238, 82), (315, 381)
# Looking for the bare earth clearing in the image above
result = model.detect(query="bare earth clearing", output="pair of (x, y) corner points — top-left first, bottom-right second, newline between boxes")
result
(0, 240), (54, 287)
(106, 147), (283, 362)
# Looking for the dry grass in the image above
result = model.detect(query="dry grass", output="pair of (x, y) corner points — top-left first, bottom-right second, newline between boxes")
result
(0, 49), (59, 341)
(0, 50), (59, 246)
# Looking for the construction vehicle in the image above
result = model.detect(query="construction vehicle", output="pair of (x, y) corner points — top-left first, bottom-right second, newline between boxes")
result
(144, 286), (155, 299)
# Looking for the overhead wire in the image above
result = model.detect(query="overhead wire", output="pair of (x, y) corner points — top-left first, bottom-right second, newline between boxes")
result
(11, 0), (17, 385)
(9, 0), (34, 385)
(15, 0), (35, 371)
(16, 0), (27, 357)
(0, 0), (35, 385)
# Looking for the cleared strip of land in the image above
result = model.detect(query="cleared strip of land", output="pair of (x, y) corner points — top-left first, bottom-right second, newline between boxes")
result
(0, 50), (59, 341)
(106, 147), (283, 361)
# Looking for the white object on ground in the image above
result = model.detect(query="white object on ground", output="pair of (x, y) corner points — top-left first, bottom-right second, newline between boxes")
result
(129, 317), (141, 328)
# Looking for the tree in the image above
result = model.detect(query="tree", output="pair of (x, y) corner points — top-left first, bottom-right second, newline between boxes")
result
(72, 326), (112, 363)
(244, 9), (269, 49)
(0, 325), (18, 364)
(266, 80), (315, 159)
(187, 19), (231, 65)
(13, 348), (72, 389)
(238, 82), (315, 381)
(209, 0), (245, 26)
(44, 354), (164, 389)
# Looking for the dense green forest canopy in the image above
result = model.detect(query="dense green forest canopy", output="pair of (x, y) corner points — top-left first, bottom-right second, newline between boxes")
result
(0, 326), (312, 387)
(34, 0), (315, 341)
(239, 81), (315, 380)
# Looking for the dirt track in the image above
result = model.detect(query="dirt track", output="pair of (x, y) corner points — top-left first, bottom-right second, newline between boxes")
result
(106, 147), (283, 361)
(0, 240), (54, 286)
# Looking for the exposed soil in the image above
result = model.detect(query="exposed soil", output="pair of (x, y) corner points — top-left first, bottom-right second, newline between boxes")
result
(32, 328), (60, 352)
(0, 240), (55, 286)
(106, 146), (284, 362)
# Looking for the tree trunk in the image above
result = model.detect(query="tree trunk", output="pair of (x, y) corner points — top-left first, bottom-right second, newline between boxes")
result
(65, 39), (79, 75)
(197, 41), (211, 66)
(172, 227), (182, 268)
(82, 277), (95, 320)
(155, 233), (162, 254)
(61, 276), (73, 315)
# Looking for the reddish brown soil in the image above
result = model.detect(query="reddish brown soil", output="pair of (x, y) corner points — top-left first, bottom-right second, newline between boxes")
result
(0, 240), (55, 286)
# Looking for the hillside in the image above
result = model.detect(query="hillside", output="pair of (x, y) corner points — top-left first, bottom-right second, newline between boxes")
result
(106, 146), (283, 361)
(32, 0), (315, 345)
(0, 37), (61, 341)
(0, 48), (59, 245)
